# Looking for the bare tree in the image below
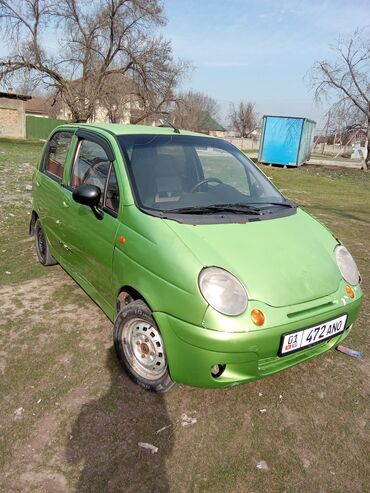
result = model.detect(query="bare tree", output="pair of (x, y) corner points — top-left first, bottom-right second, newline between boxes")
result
(325, 100), (366, 145)
(12, 71), (43, 96)
(311, 27), (370, 169)
(0, 0), (189, 123)
(229, 101), (259, 137)
(172, 91), (220, 132)
(97, 74), (133, 123)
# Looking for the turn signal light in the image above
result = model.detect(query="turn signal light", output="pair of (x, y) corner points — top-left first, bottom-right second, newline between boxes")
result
(251, 309), (265, 326)
(345, 285), (354, 299)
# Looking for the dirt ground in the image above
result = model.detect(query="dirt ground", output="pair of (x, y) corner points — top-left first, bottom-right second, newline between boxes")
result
(0, 140), (369, 492)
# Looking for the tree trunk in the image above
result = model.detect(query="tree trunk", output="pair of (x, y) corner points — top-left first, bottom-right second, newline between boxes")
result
(71, 108), (88, 123)
(70, 101), (92, 124)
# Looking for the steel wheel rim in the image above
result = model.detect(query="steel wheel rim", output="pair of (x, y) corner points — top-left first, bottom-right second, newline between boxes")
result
(122, 318), (167, 381)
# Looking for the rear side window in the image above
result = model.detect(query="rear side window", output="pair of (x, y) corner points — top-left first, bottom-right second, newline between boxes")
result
(70, 139), (120, 213)
(44, 131), (73, 181)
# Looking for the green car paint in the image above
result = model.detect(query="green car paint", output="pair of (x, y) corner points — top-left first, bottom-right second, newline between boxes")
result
(31, 123), (363, 388)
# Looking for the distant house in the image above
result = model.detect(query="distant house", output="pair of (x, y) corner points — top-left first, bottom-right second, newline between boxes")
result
(56, 98), (134, 124)
(314, 130), (366, 147)
(314, 135), (328, 145)
(53, 74), (143, 124)
(344, 128), (367, 146)
(250, 128), (262, 139)
(0, 90), (31, 138)
(199, 111), (226, 137)
(25, 96), (50, 118)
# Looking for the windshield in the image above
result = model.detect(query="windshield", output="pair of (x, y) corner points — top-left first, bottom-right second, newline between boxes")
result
(118, 134), (287, 214)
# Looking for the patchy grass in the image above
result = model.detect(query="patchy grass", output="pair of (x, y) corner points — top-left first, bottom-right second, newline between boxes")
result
(0, 140), (369, 492)
(0, 139), (46, 285)
(241, 147), (259, 154)
(0, 138), (45, 165)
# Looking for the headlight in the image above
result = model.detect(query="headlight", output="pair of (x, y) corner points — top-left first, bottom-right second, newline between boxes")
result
(335, 245), (360, 285)
(198, 267), (248, 316)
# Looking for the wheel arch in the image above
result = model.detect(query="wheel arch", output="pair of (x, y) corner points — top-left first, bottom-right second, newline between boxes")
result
(116, 285), (153, 314)
(29, 210), (39, 236)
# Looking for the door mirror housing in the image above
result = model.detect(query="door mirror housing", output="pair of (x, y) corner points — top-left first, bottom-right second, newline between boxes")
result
(72, 184), (103, 220)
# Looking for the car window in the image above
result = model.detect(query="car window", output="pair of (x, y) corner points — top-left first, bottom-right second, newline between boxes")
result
(195, 146), (250, 195)
(70, 139), (119, 212)
(118, 134), (285, 215)
(44, 131), (73, 181)
(157, 144), (186, 169)
(105, 165), (120, 213)
(70, 139), (110, 206)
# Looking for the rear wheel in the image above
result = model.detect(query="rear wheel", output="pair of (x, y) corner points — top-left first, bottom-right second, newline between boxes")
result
(113, 300), (175, 392)
(34, 219), (57, 266)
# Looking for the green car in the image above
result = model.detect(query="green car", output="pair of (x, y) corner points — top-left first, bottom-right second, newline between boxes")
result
(30, 123), (363, 392)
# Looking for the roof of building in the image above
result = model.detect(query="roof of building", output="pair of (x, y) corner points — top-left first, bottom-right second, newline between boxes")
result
(0, 91), (31, 101)
(199, 111), (226, 132)
(26, 96), (49, 115)
(314, 135), (328, 144)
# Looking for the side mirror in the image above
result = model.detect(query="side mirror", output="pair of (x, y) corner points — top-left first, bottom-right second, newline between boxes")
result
(72, 184), (103, 220)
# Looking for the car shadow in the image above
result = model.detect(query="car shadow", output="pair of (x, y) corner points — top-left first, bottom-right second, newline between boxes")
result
(66, 347), (173, 492)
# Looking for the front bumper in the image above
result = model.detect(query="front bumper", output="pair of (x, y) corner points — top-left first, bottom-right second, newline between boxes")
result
(154, 293), (363, 388)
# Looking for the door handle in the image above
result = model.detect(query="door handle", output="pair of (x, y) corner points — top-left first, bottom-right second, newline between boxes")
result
(36, 181), (41, 187)
(62, 199), (70, 208)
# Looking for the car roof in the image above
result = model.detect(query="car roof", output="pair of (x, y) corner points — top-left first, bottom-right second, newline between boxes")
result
(58, 122), (215, 138)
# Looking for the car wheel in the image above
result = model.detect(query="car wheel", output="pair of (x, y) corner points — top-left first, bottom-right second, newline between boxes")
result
(34, 219), (57, 266)
(113, 300), (175, 392)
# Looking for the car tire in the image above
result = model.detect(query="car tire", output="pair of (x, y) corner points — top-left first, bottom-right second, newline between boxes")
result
(34, 219), (57, 266)
(113, 300), (175, 392)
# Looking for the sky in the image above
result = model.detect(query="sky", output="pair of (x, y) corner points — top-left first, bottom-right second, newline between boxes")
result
(0, 0), (368, 130)
(162, 0), (370, 129)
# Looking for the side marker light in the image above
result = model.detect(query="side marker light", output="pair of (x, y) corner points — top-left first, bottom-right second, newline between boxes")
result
(345, 285), (354, 299)
(251, 309), (265, 326)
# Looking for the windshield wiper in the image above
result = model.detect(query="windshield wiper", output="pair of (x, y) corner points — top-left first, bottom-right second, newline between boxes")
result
(164, 201), (295, 215)
(165, 204), (263, 215)
(266, 201), (294, 208)
(249, 201), (295, 209)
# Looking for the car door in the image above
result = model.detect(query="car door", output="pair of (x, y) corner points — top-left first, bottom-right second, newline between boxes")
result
(60, 130), (121, 306)
(35, 130), (75, 260)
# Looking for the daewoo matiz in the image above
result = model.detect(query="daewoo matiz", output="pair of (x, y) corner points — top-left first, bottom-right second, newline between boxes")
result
(30, 123), (363, 392)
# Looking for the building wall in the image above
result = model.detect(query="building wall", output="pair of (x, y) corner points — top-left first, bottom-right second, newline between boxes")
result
(58, 100), (133, 124)
(0, 97), (27, 138)
(209, 130), (226, 138)
(26, 112), (48, 119)
(92, 103), (131, 124)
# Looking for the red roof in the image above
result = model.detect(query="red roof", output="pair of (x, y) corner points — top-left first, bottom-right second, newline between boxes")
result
(26, 96), (49, 115)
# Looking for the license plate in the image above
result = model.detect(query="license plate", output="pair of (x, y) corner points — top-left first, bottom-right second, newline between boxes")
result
(279, 314), (348, 356)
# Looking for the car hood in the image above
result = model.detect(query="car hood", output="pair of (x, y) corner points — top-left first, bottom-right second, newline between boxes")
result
(164, 209), (342, 307)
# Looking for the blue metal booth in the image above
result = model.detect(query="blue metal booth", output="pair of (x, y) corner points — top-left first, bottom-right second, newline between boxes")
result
(259, 115), (316, 167)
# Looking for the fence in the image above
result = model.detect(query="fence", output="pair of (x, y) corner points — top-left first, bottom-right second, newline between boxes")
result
(223, 136), (260, 151)
(26, 116), (67, 140)
(312, 142), (353, 157)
